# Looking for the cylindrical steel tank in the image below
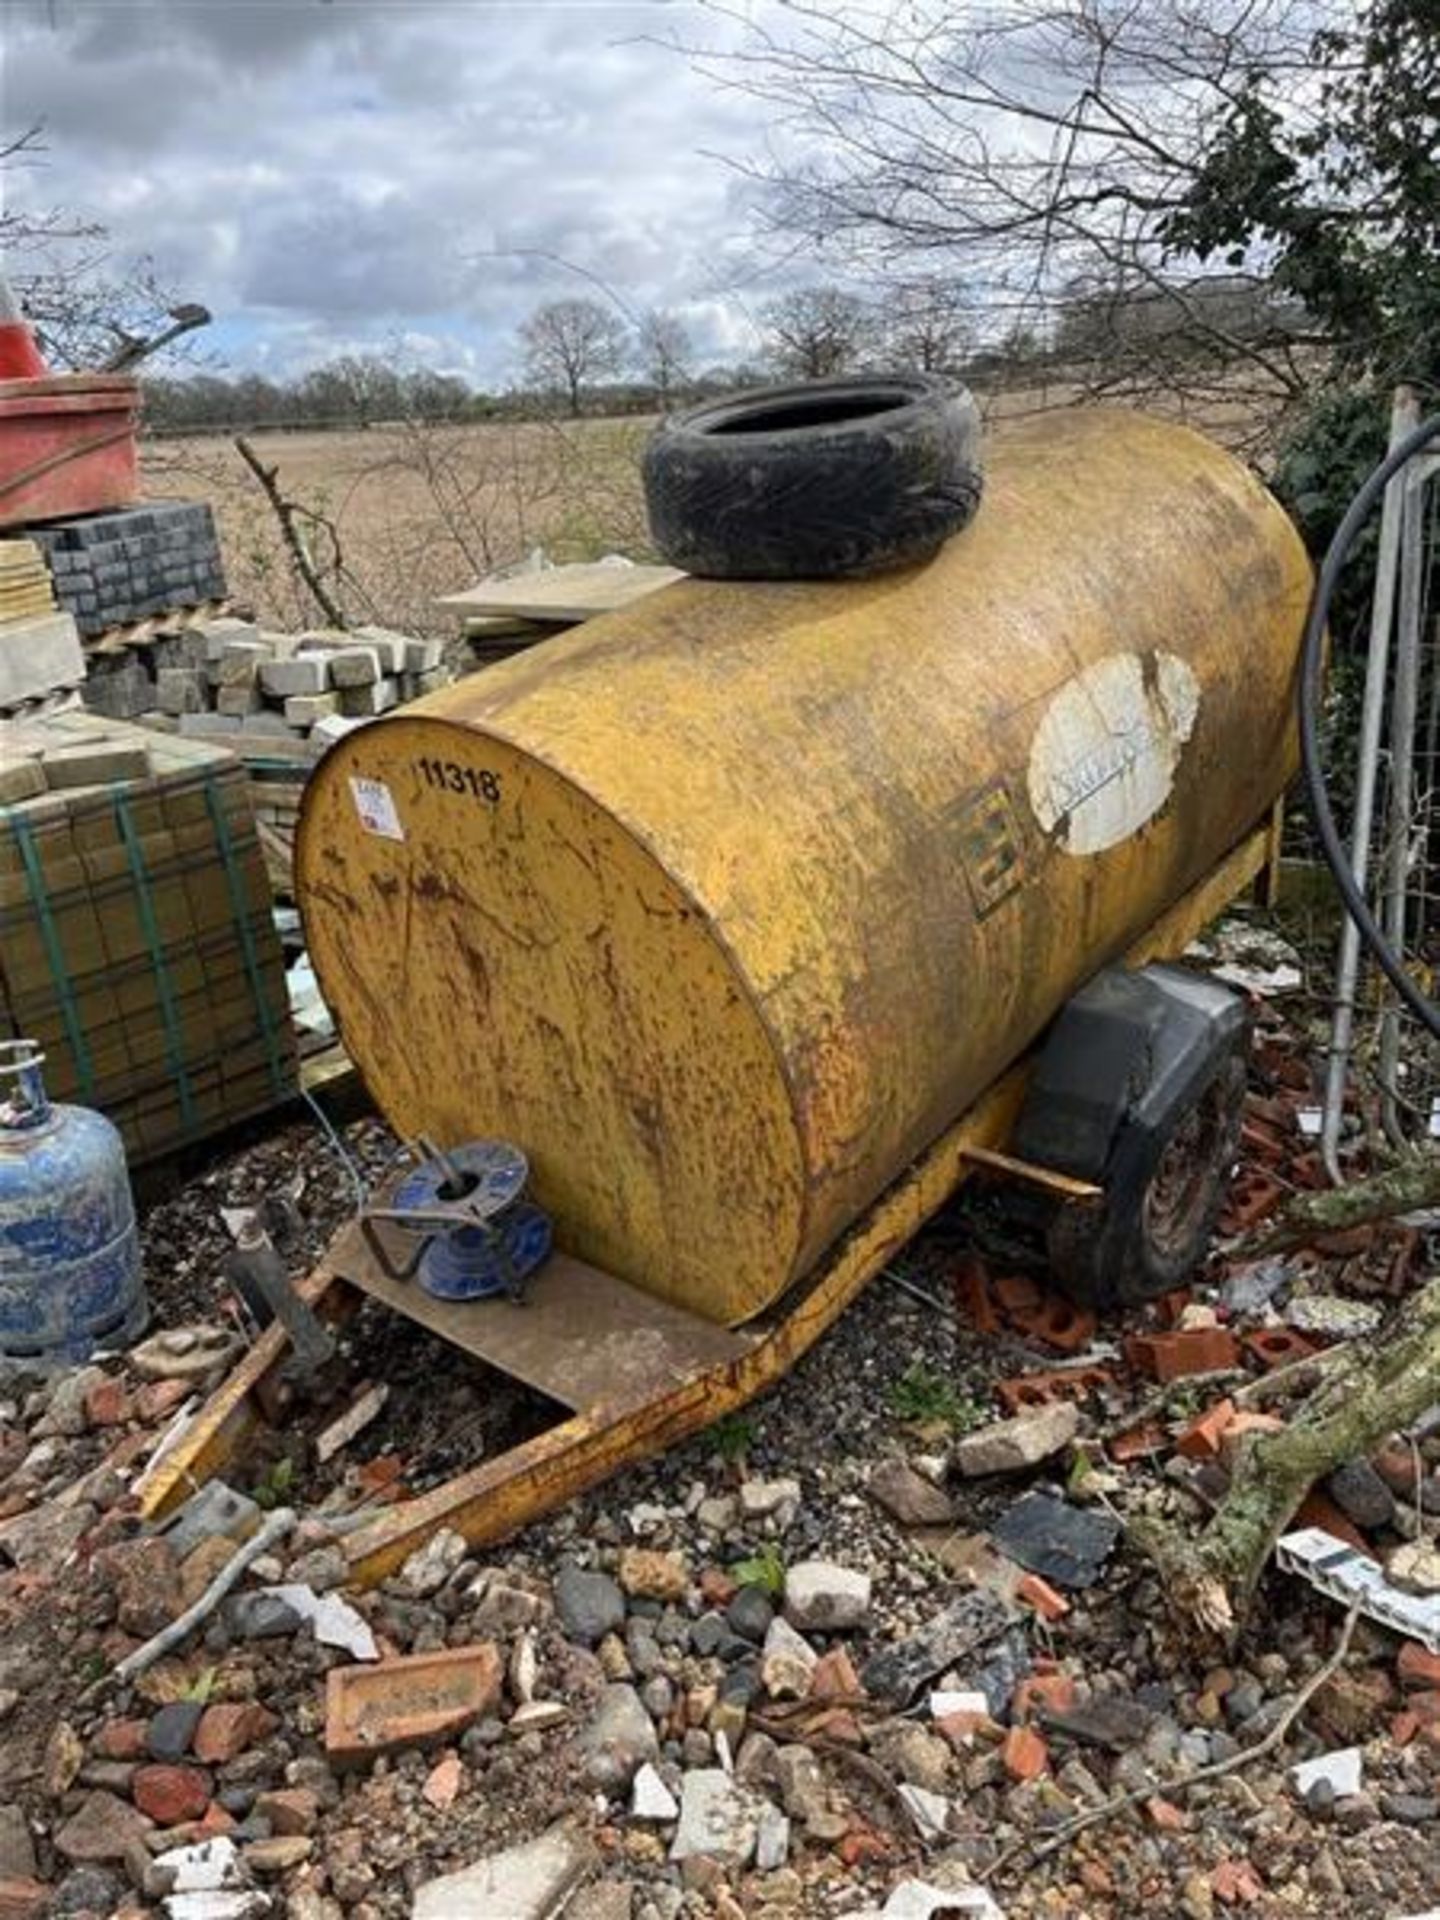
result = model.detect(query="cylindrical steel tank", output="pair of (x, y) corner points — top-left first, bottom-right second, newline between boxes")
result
(297, 409), (1312, 1327)
(0, 1039), (147, 1363)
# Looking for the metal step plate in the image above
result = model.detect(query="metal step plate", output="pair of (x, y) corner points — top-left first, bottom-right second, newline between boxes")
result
(328, 1217), (754, 1413)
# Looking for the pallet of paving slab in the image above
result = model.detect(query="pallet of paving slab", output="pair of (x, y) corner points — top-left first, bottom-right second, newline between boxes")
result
(435, 561), (684, 626)
(0, 592), (60, 622)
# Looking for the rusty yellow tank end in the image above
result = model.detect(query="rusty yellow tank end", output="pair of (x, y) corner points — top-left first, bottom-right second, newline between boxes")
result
(139, 816), (1275, 1582)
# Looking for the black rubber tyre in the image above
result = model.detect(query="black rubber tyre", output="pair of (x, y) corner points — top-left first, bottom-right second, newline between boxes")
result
(642, 374), (983, 580)
(1047, 1035), (1248, 1311)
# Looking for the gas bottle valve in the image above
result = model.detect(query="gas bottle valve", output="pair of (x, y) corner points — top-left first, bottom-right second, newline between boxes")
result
(359, 1137), (553, 1304)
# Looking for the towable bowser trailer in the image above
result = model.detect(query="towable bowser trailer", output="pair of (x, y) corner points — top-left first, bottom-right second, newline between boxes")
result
(144, 408), (1313, 1581)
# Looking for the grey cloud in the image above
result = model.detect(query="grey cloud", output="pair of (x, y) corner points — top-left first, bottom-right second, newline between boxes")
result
(2, 0), (783, 380)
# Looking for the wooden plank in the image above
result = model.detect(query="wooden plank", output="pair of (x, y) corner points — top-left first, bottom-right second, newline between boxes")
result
(435, 563), (684, 625)
(330, 1224), (753, 1412)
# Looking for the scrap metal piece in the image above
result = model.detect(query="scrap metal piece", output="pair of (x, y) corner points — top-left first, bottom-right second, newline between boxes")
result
(227, 1220), (336, 1378)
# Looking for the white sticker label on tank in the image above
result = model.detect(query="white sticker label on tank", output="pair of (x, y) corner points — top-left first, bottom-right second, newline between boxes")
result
(349, 776), (405, 842)
(1027, 650), (1199, 856)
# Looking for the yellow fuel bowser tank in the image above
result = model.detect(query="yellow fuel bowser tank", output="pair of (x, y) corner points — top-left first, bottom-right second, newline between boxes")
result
(296, 408), (1312, 1329)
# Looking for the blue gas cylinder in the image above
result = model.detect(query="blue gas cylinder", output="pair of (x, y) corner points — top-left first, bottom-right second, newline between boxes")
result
(0, 1039), (147, 1366)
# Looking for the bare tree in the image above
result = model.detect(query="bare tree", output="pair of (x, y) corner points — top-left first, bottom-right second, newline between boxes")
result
(760, 284), (873, 379)
(880, 278), (973, 375)
(695, 0), (1339, 431)
(637, 308), (693, 409)
(519, 297), (629, 417)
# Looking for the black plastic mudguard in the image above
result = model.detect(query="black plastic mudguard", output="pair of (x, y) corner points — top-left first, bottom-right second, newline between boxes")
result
(1012, 963), (1251, 1183)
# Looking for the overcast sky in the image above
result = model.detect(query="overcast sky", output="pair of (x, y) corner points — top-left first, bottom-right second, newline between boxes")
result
(2, 0), (798, 384)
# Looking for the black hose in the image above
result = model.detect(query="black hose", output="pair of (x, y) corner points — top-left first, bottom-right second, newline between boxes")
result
(1298, 410), (1440, 1042)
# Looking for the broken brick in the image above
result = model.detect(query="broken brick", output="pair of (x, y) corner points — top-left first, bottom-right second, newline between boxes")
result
(134, 1378), (192, 1425)
(1177, 1400), (1237, 1460)
(325, 1642), (502, 1768)
(1398, 1643), (1440, 1691)
(92, 1719), (148, 1761)
(253, 1788), (319, 1836)
(1146, 1796), (1189, 1832)
(1124, 1328), (1240, 1383)
(1311, 1223), (1375, 1258)
(1012, 1672), (1076, 1721)
(1109, 1421), (1167, 1463)
(193, 1702), (280, 1765)
(1004, 1293), (1097, 1355)
(806, 1707), (865, 1745)
(1373, 1445), (1422, 1497)
(355, 1454), (407, 1500)
(838, 1823), (894, 1868)
(422, 1751), (463, 1810)
(952, 1257), (1002, 1335)
(1211, 1857), (1264, 1904)
(1014, 1573), (1069, 1621)
(1218, 1167), (1289, 1234)
(698, 1567), (737, 1609)
(1286, 1150), (1327, 1192)
(993, 1274), (1044, 1315)
(1218, 1411), (1286, 1463)
(935, 1708), (998, 1748)
(1001, 1725), (1049, 1782)
(1241, 1327), (1321, 1370)
(994, 1365), (1117, 1416)
(1240, 1115), (1288, 1161)
(105, 1536), (180, 1639)
(807, 1647), (862, 1703)
(83, 1379), (132, 1428)
(131, 1763), (212, 1826)
(1155, 1288), (1194, 1328)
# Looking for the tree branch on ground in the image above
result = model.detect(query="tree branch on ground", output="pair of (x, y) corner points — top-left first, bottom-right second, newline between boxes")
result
(1232, 1151), (1440, 1258)
(1129, 1272), (1440, 1640)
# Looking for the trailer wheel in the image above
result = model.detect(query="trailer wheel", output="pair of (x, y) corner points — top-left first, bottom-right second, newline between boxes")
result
(642, 374), (983, 580)
(1046, 1034), (1248, 1309)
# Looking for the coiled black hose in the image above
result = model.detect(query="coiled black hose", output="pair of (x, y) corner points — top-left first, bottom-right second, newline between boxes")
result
(1298, 410), (1440, 1042)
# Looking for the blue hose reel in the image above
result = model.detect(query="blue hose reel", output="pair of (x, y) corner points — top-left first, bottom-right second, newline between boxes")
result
(360, 1138), (553, 1303)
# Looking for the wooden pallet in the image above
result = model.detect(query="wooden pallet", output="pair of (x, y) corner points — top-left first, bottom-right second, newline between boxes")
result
(86, 600), (233, 656)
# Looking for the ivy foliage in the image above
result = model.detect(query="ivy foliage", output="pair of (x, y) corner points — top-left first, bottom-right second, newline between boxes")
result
(1166, 0), (1440, 393)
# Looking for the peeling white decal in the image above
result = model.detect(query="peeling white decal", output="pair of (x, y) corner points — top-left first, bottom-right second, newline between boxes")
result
(349, 775), (405, 842)
(1028, 651), (1199, 855)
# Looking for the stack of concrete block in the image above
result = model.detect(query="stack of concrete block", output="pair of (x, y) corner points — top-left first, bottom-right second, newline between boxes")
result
(82, 616), (455, 755)
(27, 502), (227, 638)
